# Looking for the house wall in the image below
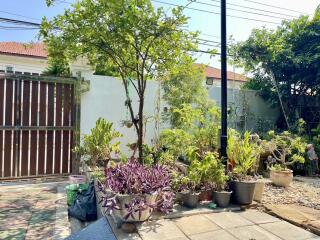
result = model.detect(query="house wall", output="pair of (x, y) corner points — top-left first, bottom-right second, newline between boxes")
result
(207, 79), (244, 89)
(80, 74), (279, 155)
(0, 54), (48, 74)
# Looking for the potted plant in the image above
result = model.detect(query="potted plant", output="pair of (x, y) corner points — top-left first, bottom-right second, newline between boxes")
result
(100, 158), (173, 222)
(267, 131), (306, 187)
(74, 118), (122, 170)
(211, 160), (231, 208)
(185, 147), (218, 202)
(227, 131), (260, 205)
(179, 176), (201, 208)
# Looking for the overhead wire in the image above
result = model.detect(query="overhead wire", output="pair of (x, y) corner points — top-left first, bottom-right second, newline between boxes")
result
(0, 11), (41, 21)
(206, 0), (302, 18)
(242, 0), (308, 15)
(152, 0), (281, 25)
(188, 0), (292, 21)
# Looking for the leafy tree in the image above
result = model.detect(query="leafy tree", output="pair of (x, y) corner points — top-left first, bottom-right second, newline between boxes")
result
(42, 38), (71, 77)
(231, 8), (320, 130)
(162, 63), (208, 125)
(41, 0), (198, 162)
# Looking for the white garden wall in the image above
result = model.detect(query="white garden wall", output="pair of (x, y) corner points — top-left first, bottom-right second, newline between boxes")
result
(80, 74), (279, 154)
(80, 74), (160, 155)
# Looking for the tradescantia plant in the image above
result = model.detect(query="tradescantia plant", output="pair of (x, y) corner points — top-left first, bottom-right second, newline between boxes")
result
(100, 158), (174, 220)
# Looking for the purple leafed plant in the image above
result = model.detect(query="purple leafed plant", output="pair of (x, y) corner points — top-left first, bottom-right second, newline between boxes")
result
(100, 158), (174, 220)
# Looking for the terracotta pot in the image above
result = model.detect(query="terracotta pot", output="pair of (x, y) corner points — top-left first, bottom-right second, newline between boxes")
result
(231, 180), (256, 205)
(180, 191), (200, 208)
(114, 193), (158, 222)
(270, 170), (293, 187)
(212, 191), (232, 208)
(199, 190), (213, 202)
(253, 181), (265, 202)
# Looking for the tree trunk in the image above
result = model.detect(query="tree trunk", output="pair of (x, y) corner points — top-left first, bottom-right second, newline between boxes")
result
(138, 95), (144, 163)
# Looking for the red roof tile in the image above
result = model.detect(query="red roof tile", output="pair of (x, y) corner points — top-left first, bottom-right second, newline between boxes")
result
(195, 63), (247, 82)
(0, 42), (47, 59)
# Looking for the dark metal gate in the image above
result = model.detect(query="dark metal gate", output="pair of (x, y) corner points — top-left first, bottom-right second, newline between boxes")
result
(0, 73), (78, 179)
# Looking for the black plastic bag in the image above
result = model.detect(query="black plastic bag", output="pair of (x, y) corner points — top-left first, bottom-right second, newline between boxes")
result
(68, 182), (97, 222)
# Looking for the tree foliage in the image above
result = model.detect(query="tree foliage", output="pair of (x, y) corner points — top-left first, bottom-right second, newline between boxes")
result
(41, 0), (198, 162)
(232, 8), (320, 130)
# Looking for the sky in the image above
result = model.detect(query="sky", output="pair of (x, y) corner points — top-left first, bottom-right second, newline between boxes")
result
(0, 0), (319, 73)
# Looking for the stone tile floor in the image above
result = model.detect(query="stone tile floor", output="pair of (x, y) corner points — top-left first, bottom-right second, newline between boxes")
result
(136, 210), (320, 240)
(0, 180), (70, 240)
(1, 179), (320, 240)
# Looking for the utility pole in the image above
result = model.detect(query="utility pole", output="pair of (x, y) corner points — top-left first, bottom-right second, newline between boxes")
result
(220, 0), (228, 159)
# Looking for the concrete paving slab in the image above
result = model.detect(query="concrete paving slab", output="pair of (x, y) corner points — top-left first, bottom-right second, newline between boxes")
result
(174, 214), (220, 236)
(138, 219), (188, 240)
(189, 229), (238, 240)
(227, 225), (282, 240)
(204, 211), (254, 229)
(265, 204), (317, 224)
(240, 210), (281, 224)
(260, 221), (317, 240)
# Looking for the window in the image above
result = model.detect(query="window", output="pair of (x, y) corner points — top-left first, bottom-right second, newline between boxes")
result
(5, 66), (14, 73)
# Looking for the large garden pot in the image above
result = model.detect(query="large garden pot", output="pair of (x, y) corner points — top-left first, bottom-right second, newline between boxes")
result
(212, 191), (232, 208)
(253, 180), (265, 202)
(180, 191), (200, 208)
(114, 193), (158, 222)
(199, 189), (213, 202)
(270, 170), (293, 187)
(231, 180), (256, 205)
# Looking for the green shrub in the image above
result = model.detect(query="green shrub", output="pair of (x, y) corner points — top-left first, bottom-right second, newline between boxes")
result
(266, 130), (307, 168)
(75, 118), (122, 167)
(227, 131), (261, 179)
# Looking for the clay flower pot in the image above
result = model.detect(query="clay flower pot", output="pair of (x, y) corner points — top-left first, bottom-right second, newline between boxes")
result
(270, 169), (293, 187)
(253, 180), (265, 202)
(199, 189), (213, 202)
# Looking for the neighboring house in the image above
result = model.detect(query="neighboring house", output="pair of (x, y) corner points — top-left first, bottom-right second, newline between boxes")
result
(0, 42), (48, 75)
(196, 64), (247, 89)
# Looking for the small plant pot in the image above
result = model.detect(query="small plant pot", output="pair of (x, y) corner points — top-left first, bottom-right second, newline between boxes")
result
(212, 191), (232, 208)
(69, 175), (86, 184)
(125, 122), (133, 128)
(270, 170), (293, 187)
(180, 191), (200, 208)
(129, 143), (137, 151)
(231, 180), (256, 205)
(199, 189), (213, 202)
(253, 180), (265, 202)
(114, 193), (158, 222)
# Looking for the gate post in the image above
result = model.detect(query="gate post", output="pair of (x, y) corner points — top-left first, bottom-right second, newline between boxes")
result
(72, 77), (81, 174)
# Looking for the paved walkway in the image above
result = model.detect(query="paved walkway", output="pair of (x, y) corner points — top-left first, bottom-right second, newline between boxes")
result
(0, 180), (70, 240)
(134, 210), (320, 240)
(1, 180), (320, 240)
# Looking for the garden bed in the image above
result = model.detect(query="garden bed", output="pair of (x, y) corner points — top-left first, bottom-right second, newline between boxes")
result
(262, 178), (320, 210)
